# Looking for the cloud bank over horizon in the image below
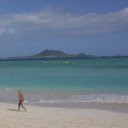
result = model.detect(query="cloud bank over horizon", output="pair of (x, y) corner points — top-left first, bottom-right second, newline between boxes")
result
(0, 7), (128, 36)
(0, 1), (128, 57)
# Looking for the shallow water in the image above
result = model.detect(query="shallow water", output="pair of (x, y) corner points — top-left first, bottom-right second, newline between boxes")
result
(0, 58), (128, 104)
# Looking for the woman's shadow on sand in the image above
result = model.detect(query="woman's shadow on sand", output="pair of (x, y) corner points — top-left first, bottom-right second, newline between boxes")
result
(7, 109), (18, 112)
(7, 109), (26, 112)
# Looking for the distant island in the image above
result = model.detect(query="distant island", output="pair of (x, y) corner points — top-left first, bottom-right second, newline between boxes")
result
(0, 50), (128, 60)
(31, 50), (93, 59)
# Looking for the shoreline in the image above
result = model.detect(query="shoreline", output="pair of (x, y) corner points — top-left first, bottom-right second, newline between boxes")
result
(1, 89), (128, 113)
(1, 101), (128, 113)
(34, 102), (128, 113)
(0, 102), (128, 128)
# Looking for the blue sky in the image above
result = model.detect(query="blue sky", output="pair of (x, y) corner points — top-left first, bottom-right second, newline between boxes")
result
(0, 0), (128, 57)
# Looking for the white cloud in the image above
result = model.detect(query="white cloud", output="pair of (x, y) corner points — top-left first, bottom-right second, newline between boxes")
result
(0, 27), (15, 34)
(0, 7), (128, 35)
(0, 28), (6, 34)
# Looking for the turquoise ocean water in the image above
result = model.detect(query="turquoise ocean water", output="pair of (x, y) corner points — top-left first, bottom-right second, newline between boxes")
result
(0, 58), (128, 104)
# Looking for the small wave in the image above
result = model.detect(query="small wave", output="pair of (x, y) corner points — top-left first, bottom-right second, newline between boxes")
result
(4, 88), (16, 92)
(27, 94), (128, 104)
(39, 99), (66, 103)
(52, 61), (69, 64)
(5, 88), (13, 90)
(24, 100), (28, 103)
(70, 94), (128, 103)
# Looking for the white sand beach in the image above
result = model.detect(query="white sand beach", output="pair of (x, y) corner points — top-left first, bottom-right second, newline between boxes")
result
(0, 103), (128, 128)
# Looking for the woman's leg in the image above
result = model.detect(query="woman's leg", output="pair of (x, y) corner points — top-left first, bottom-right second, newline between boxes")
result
(18, 101), (21, 111)
(21, 102), (27, 112)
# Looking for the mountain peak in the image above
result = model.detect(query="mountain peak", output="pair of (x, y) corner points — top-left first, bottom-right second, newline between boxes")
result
(33, 49), (69, 58)
(32, 50), (89, 58)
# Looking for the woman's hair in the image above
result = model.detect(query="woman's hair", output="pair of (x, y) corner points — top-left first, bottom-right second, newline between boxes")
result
(18, 90), (22, 93)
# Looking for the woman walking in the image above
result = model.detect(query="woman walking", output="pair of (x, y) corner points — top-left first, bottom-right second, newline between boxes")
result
(17, 90), (27, 112)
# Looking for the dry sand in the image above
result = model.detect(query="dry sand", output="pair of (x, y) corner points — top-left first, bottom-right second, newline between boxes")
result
(0, 102), (128, 128)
